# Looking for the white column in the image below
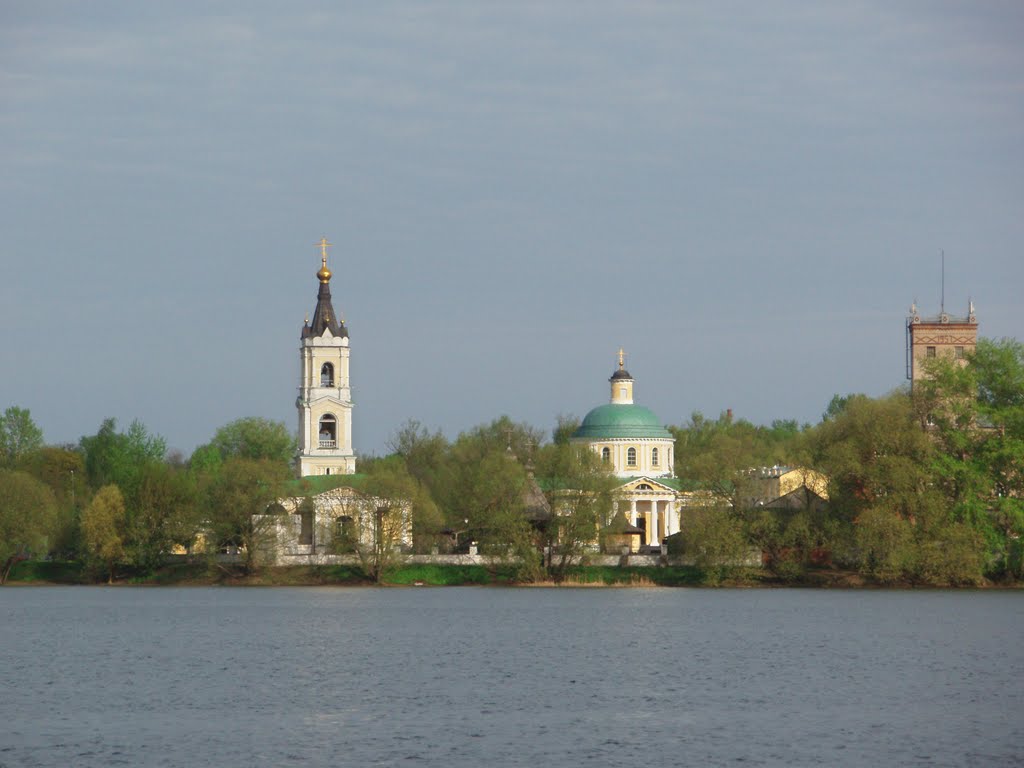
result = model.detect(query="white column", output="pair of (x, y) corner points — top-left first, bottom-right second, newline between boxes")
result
(666, 499), (676, 536)
(629, 500), (637, 527)
(649, 502), (659, 547)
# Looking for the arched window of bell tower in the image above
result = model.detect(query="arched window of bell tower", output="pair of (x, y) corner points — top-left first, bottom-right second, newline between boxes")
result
(318, 414), (337, 448)
(601, 447), (610, 462)
(320, 363), (335, 387)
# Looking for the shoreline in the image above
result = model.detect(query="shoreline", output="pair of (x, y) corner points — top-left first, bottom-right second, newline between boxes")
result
(6, 561), (1020, 589)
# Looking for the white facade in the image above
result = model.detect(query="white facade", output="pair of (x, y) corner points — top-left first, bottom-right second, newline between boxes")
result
(297, 329), (356, 476)
(589, 438), (675, 479)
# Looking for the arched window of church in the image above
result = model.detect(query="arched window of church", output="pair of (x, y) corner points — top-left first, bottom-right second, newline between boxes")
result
(627, 447), (637, 466)
(651, 447), (659, 466)
(335, 516), (356, 552)
(601, 447), (610, 462)
(320, 363), (334, 387)
(319, 414), (337, 448)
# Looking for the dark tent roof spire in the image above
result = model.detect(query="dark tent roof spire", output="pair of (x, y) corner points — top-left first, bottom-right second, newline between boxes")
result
(302, 237), (348, 339)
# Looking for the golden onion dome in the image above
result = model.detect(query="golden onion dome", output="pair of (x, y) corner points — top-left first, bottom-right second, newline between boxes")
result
(315, 237), (333, 283)
(317, 260), (332, 283)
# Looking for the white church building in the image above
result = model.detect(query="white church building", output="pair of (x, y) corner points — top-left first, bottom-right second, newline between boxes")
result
(570, 351), (685, 552)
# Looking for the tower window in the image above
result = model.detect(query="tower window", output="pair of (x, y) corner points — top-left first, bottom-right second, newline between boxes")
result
(601, 447), (610, 463)
(627, 447), (637, 467)
(320, 363), (335, 387)
(620, 387), (627, 399)
(926, 346), (937, 358)
(318, 414), (337, 448)
(651, 447), (659, 466)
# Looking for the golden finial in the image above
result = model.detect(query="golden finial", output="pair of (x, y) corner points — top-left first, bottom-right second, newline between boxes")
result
(316, 237), (332, 283)
(618, 347), (625, 370)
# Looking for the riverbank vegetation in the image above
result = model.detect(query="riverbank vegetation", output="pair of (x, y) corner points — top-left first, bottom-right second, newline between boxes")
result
(2, 338), (1022, 587)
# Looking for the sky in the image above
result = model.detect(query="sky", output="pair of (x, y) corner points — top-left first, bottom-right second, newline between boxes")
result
(2, 1), (1022, 458)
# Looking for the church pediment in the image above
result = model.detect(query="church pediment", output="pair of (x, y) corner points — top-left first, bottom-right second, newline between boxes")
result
(618, 476), (679, 494)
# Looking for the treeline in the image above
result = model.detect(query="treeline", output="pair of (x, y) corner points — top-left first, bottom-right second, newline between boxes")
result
(668, 337), (1024, 584)
(1, 338), (1022, 586)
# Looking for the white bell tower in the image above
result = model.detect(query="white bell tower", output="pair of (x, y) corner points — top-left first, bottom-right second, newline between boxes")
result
(296, 237), (356, 476)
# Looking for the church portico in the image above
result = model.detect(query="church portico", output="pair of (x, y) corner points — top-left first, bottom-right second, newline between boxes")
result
(617, 481), (680, 550)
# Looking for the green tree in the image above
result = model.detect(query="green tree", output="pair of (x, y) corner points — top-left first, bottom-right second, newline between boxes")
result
(80, 418), (167, 494)
(356, 459), (436, 582)
(188, 442), (224, 477)
(0, 469), (58, 583)
(0, 406), (44, 467)
(821, 393), (865, 423)
(128, 463), (200, 570)
(912, 337), (1024, 578)
(853, 506), (916, 583)
(812, 393), (932, 520)
(969, 339), (1024, 577)
(15, 446), (87, 558)
(677, 504), (748, 584)
(81, 484), (127, 583)
(204, 458), (290, 574)
(671, 410), (804, 509)
(442, 421), (538, 575)
(386, 419), (452, 492)
(201, 417), (296, 466)
(807, 391), (986, 582)
(551, 414), (580, 446)
(973, 337), (1024, 413)
(535, 442), (617, 582)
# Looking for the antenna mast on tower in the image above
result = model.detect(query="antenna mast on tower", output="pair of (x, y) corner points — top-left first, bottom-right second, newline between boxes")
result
(940, 249), (945, 315)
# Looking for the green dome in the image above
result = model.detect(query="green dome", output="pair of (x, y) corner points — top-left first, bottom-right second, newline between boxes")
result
(573, 404), (672, 439)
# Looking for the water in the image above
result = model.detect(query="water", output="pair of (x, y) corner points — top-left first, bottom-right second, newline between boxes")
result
(1, 587), (1021, 767)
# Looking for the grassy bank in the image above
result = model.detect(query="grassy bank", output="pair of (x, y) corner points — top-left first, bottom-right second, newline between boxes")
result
(6, 560), (515, 587)
(6, 560), (1018, 588)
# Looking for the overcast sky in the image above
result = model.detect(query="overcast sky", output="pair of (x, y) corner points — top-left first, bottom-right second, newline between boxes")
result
(2, 1), (1022, 457)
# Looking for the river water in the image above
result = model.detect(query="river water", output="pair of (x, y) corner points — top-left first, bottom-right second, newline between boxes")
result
(1, 587), (1021, 767)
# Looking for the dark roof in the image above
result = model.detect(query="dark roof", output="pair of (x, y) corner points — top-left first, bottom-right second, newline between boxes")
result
(302, 281), (348, 339)
(603, 511), (644, 535)
(761, 487), (828, 510)
(521, 470), (552, 522)
(610, 368), (633, 381)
